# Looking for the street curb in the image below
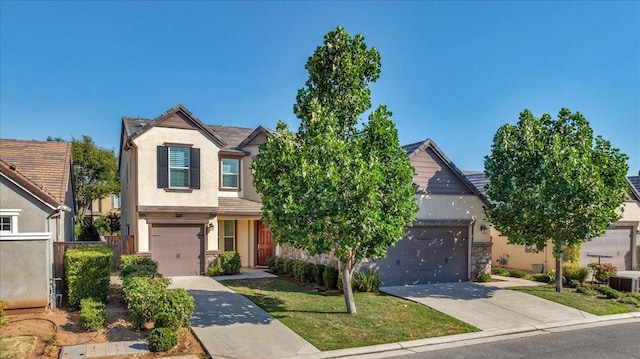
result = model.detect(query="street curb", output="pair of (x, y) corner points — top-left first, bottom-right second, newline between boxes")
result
(284, 313), (640, 359)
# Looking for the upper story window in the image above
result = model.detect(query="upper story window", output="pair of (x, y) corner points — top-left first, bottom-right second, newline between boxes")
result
(157, 145), (200, 190)
(0, 209), (20, 234)
(221, 158), (240, 189)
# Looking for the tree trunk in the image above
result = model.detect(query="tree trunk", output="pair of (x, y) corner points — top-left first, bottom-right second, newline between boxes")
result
(555, 244), (564, 292)
(340, 260), (357, 314)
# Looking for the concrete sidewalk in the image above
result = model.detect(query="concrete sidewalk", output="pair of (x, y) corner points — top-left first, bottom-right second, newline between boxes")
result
(380, 277), (595, 330)
(170, 275), (319, 359)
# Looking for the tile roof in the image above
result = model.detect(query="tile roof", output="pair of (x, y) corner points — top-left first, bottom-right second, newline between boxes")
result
(207, 125), (256, 150)
(0, 139), (72, 204)
(218, 197), (262, 216)
(401, 140), (424, 156)
(629, 176), (640, 195)
(462, 170), (489, 198)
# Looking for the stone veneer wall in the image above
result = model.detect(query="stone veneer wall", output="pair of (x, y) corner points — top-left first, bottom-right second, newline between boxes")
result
(280, 245), (339, 269)
(471, 242), (492, 278)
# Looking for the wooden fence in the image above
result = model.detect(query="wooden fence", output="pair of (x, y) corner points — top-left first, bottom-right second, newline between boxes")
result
(53, 236), (135, 279)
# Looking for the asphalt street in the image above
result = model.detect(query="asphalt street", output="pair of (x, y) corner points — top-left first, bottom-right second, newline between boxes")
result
(394, 321), (640, 359)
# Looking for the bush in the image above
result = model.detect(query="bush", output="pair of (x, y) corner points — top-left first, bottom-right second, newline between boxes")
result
(476, 273), (492, 283)
(619, 295), (640, 306)
(491, 267), (510, 276)
(80, 298), (106, 331)
(119, 257), (159, 280)
(322, 266), (339, 290)
(562, 263), (589, 285)
(597, 286), (622, 299)
(588, 262), (617, 284)
(147, 327), (178, 352)
(509, 269), (526, 278)
(313, 264), (325, 286)
(206, 259), (223, 276)
(353, 269), (382, 292)
(576, 285), (597, 296)
(0, 301), (8, 325)
(532, 273), (551, 283)
(154, 288), (195, 329)
(265, 256), (277, 274)
(122, 276), (171, 329)
(293, 261), (315, 283)
(65, 246), (114, 310)
(282, 258), (294, 276)
(77, 218), (99, 240)
(119, 256), (158, 272)
(220, 251), (241, 275)
(567, 279), (582, 288)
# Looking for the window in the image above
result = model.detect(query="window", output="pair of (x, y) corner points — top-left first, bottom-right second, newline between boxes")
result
(111, 194), (121, 209)
(223, 220), (235, 251)
(169, 147), (190, 187)
(221, 158), (239, 189)
(0, 210), (20, 234)
(0, 217), (11, 232)
(157, 145), (200, 189)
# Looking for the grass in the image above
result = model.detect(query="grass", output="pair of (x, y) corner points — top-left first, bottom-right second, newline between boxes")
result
(510, 285), (636, 315)
(0, 335), (37, 359)
(222, 278), (478, 351)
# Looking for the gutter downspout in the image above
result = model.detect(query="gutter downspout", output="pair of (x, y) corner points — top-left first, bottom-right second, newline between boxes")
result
(46, 205), (71, 309)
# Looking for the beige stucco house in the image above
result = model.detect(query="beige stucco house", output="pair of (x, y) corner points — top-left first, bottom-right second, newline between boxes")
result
(119, 104), (274, 276)
(464, 171), (640, 272)
(0, 139), (75, 313)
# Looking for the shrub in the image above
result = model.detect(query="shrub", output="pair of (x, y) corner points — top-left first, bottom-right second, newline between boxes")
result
(313, 264), (325, 286)
(509, 269), (526, 278)
(265, 256), (277, 274)
(597, 286), (622, 299)
(219, 251), (241, 275)
(206, 259), (223, 276)
(147, 327), (178, 352)
(491, 267), (510, 276)
(322, 266), (339, 290)
(293, 261), (314, 283)
(77, 218), (99, 240)
(80, 298), (106, 331)
(0, 301), (7, 325)
(119, 257), (160, 280)
(476, 273), (492, 283)
(282, 258), (294, 276)
(588, 262), (617, 284)
(532, 273), (551, 283)
(119, 256), (158, 272)
(619, 295), (640, 306)
(576, 285), (597, 296)
(562, 263), (589, 285)
(122, 276), (171, 329)
(154, 288), (195, 329)
(548, 270), (557, 283)
(353, 269), (382, 292)
(567, 279), (582, 288)
(65, 246), (113, 310)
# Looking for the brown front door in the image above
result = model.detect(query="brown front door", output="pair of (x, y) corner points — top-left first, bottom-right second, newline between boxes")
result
(257, 221), (274, 266)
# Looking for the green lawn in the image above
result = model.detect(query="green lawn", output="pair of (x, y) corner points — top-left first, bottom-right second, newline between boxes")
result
(510, 286), (636, 315)
(222, 278), (478, 351)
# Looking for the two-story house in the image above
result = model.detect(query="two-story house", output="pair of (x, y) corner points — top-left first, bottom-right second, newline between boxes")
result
(119, 104), (274, 276)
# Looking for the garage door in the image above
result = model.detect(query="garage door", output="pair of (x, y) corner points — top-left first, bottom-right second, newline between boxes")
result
(151, 224), (204, 276)
(581, 228), (632, 270)
(373, 226), (469, 286)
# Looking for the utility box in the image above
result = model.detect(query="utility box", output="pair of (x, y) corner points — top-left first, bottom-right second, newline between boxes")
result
(609, 276), (639, 293)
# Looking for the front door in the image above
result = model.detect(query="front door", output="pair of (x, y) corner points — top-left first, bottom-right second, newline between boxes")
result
(257, 221), (274, 266)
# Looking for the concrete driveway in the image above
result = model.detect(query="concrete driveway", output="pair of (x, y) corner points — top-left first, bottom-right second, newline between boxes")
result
(381, 278), (596, 331)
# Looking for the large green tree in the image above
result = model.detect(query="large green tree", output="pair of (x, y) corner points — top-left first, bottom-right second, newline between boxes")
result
(252, 27), (417, 314)
(484, 109), (628, 291)
(72, 135), (119, 222)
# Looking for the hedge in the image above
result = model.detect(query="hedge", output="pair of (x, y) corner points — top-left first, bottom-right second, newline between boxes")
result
(65, 246), (113, 310)
(219, 251), (241, 275)
(122, 276), (171, 330)
(80, 298), (106, 331)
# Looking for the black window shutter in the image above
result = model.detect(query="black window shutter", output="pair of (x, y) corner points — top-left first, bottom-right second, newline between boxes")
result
(157, 146), (168, 188)
(190, 147), (200, 189)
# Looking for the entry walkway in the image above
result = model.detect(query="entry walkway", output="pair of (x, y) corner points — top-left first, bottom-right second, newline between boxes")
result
(170, 274), (320, 359)
(381, 276), (596, 331)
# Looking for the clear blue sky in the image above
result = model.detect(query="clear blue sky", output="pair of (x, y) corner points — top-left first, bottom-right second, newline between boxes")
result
(1, 1), (638, 175)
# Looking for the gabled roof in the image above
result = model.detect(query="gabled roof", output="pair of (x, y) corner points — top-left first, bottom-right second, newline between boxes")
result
(122, 104), (227, 148)
(236, 126), (274, 149)
(0, 139), (72, 207)
(401, 139), (491, 206)
(462, 171), (640, 203)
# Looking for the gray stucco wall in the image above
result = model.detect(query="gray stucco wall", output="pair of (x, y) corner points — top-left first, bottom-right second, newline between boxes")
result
(1, 176), (50, 233)
(0, 238), (49, 311)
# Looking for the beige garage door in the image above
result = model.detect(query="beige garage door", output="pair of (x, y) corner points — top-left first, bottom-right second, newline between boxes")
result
(151, 224), (204, 276)
(581, 227), (632, 270)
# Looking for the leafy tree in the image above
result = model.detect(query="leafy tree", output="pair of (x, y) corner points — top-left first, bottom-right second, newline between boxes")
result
(252, 27), (417, 314)
(72, 135), (119, 222)
(484, 109), (628, 292)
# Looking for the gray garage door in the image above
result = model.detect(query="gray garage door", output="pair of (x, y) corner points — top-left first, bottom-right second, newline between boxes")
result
(373, 226), (469, 286)
(151, 224), (204, 276)
(581, 227), (632, 270)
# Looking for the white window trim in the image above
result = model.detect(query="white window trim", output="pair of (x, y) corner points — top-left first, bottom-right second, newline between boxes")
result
(168, 147), (190, 188)
(0, 209), (21, 234)
(221, 158), (240, 189)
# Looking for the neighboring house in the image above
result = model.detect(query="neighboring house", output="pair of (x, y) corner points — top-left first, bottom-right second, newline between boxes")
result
(366, 139), (492, 285)
(0, 139), (75, 313)
(464, 171), (640, 272)
(119, 104), (274, 276)
(87, 193), (121, 219)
